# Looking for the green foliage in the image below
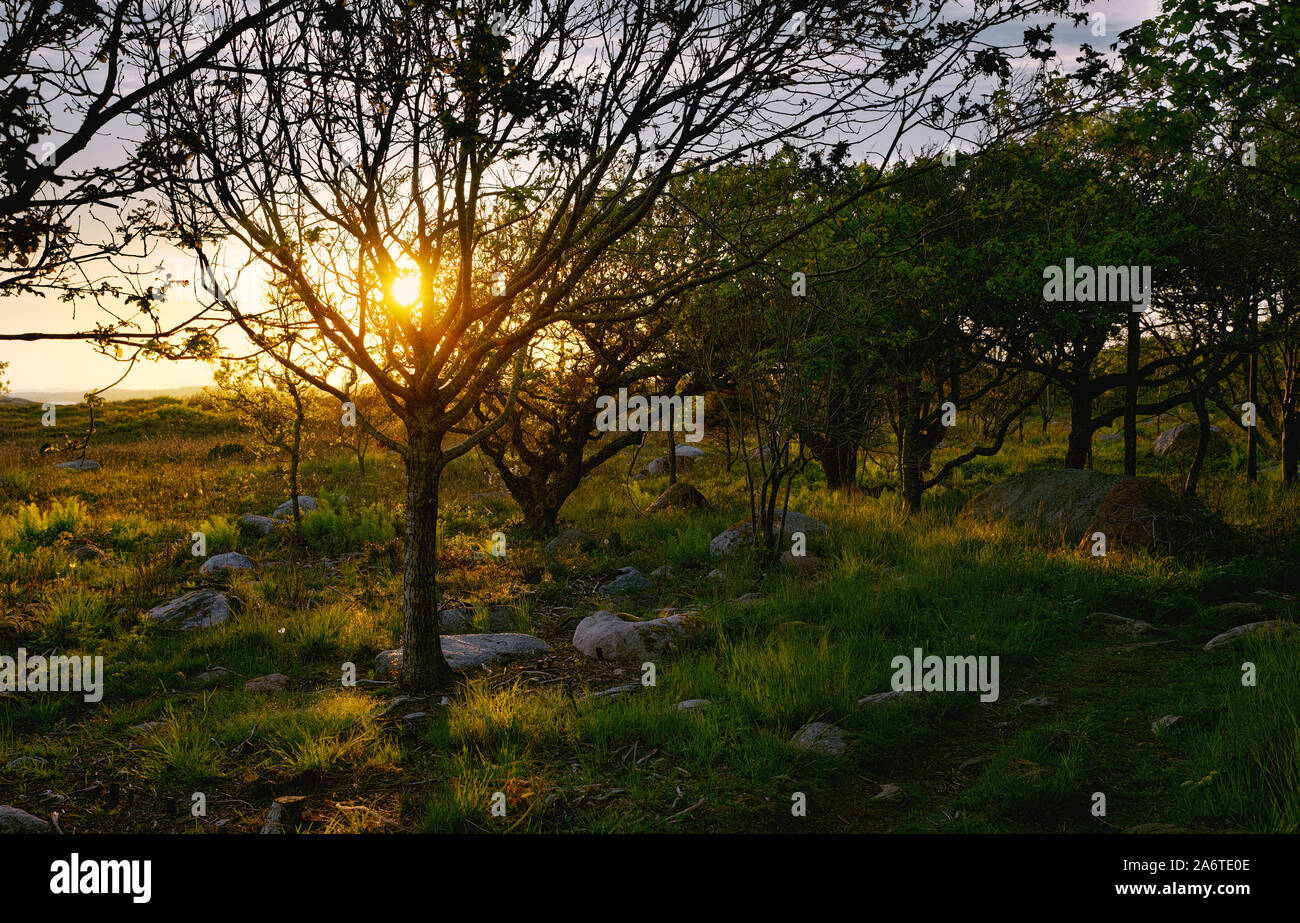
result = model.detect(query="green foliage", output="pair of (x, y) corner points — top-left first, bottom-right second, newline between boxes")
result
(300, 502), (396, 555)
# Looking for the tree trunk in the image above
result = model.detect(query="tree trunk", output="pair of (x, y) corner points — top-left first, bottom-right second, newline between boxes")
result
(1064, 383), (1092, 469)
(1284, 407), (1299, 488)
(816, 435), (858, 493)
(289, 387), (304, 525)
(1124, 309), (1140, 477)
(1247, 329), (1258, 483)
(401, 426), (454, 691)
(667, 403), (678, 485)
(900, 380), (922, 512)
(1184, 397), (1211, 497)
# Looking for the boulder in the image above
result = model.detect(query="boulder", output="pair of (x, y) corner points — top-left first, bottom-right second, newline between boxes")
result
(1153, 423), (1230, 459)
(644, 482), (709, 513)
(645, 455), (695, 476)
(239, 514), (280, 536)
(675, 444), (705, 459)
(544, 527), (596, 554)
(0, 805), (50, 834)
(967, 469), (1124, 541)
(572, 610), (695, 661)
(55, 459), (99, 471)
(243, 673), (290, 693)
(1203, 620), (1298, 651)
(70, 543), (106, 563)
(780, 550), (823, 574)
(374, 633), (551, 678)
(1080, 476), (1229, 556)
(146, 589), (236, 630)
(709, 509), (828, 557)
(601, 566), (654, 595)
(199, 551), (255, 575)
(439, 609), (474, 634)
(272, 496), (318, 518)
(487, 606), (516, 632)
(790, 721), (846, 755)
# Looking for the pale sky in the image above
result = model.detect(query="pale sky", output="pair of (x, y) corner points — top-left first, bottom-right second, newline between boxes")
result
(0, 0), (1161, 395)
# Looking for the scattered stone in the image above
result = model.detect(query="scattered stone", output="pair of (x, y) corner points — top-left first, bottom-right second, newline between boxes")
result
(1153, 423), (1230, 459)
(1020, 696), (1057, 708)
(189, 666), (232, 687)
(650, 564), (674, 580)
(487, 606), (516, 632)
(0, 805), (50, 834)
(675, 445), (705, 459)
(1203, 620), (1299, 651)
(244, 673), (290, 693)
(644, 482), (709, 513)
(1080, 476), (1230, 556)
(645, 455), (695, 476)
(1151, 714), (1182, 734)
(872, 783), (904, 802)
(1096, 432), (1123, 443)
(790, 721), (846, 755)
(967, 469), (1124, 541)
(239, 514), (280, 536)
(593, 683), (643, 699)
(1089, 612), (1157, 636)
(707, 569), (724, 580)
(69, 543), (106, 562)
(199, 551), (256, 575)
(439, 609), (474, 634)
(374, 633), (552, 678)
(710, 509), (829, 557)
(601, 566), (654, 595)
(572, 610), (695, 662)
(146, 589), (236, 630)
(857, 689), (922, 708)
(55, 459), (100, 471)
(272, 496), (318, 518)
(674, 699), (711, 712)
(544, 528), (596, 554)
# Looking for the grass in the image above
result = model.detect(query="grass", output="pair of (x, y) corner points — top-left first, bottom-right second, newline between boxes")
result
(0, 396), (1296, 833)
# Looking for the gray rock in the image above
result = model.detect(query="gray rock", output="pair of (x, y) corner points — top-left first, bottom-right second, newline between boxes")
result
(2, 756), (46, 773)
(872, 783), (904, 802)
(199, 551), (255, 575)
(707, 569), (724, 580)
(374, 633), (551, 678)
(272, 496), (318, 518)
(146, 589), (236, 630)
(1021, 696), (1057, 708)
(239, 514), (280, 535)
(70, 543), (106, 562)
(0, 805), (50, 834)
(1090, 612), (1156, 636)
(674, 699), (711, 712)
(1203, 620), (1298, 651)
(439, 609), (474, 634)
(1154, 423), (1229, 459)
(645, 455), (695, 476)
(644, 482), (709, 513)
(601, 566), (654, 595)
(593, 683), (643, 699)
(675, 444), (705, 459)
(189, 666), (231, 687)
(572, 610), (695, 661)
(710, 510), (829, 557)
(1151, 714), (1182, 734)
(790, 721), (846, 755)
(733, 593), (765, 606)
(967, 469), (1124, 541)
(243, 673), (290, 693)
(55, 459), (99, 471)
(488, 606), (516, 632)
(544, 528), (596, 554)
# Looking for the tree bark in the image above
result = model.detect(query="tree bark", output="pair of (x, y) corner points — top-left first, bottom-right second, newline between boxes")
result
(1184, 396), (1211, 497)
(1124, 309), (1140, 477)
(401, 426), (454, 691)
(900, 380), (922, 512)
(1064, 382), (1092, 469)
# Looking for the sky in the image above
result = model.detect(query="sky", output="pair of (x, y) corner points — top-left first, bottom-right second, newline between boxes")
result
(0, 0), (1162, 396)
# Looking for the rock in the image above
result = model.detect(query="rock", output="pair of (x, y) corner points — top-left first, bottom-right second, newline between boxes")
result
(1080, 476), (1229, 556)
(733, 593), (765, 606)
(199, 551), (255, 575)
(1203, 620), (1298, 651)
(272, 496), (318, 518)
(130, 721), (166, 734)
(707, 569), (724, 580)
(644, 482), (709, 513)
(544, 528), (596, 554)
(70, 543), (106, 562)
(374, 633), (551, 678)
(674, 699), (711, 712)
(3, 756), (46, 772)
(857, 689), (922, 708)
(1201, 602), (1271, 627)
(790, 721), (846, 755)
(1151, 714), (1182, 734)
(572, 610), (695, 661)
(872, 783), (904, 802)
(675, 445), (705, 459)
(487, 606), (516, 632)
(146, 589), (236, 630)
(239, 514), (280, 535)
(593, 683), (643, 699)
(1021, 696), (1057, 708)
(1096, 432), (1123, 442)
(55, 459), (100, 471)
(1089, 612), (1157, 636)
(710, 509), (828, 557)
(650, 564), (674, 580)
(1255, 589), (1297, 602)
(967, 469), (1124, 541)
(601, 566), (654, 595)
(1153, 423), (1230, 459)
(439, 609), (474, 634)
(243, 673), (290, 693)
(0, 805), (50, 834)
(189, 666), (232, 687)
(780, 550), (822, 574)
(645, 455), (695, 476)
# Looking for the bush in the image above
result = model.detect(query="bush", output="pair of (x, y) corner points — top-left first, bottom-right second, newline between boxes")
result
(300, 502), (396, 555)
(1, 498), (87, 548)
(198, 515), (238, 554)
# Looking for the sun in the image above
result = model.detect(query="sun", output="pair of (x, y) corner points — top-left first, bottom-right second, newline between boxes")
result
(389, 274), (421, 307)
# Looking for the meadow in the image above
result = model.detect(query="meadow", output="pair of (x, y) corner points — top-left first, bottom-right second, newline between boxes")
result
(0, 396), (1297, 834)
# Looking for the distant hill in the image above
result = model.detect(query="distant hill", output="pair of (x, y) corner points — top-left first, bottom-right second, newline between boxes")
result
(3, 386), (207, 406)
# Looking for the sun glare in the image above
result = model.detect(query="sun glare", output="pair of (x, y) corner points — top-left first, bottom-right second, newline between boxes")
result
(390, 274), (421, 307)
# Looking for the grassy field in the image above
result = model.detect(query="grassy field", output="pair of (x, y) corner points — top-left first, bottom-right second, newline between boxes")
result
(1, 397), (1297, 833)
